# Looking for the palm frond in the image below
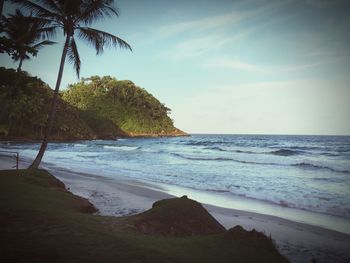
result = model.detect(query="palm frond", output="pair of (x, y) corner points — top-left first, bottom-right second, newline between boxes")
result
(1, 8), (57, 65)
(0, 36), (13, 55)
(11, 0), (64, 22)
(77, 27), (103, 54)
(78, 0), (118, 25)
(36, 0), (62, 14)
(32, 40), (56, 50)
(27, 16), (59, 28)
(11, 51), (30, 61)
(37, 25), (58, 40)
(67, 36), (81, 77)
(77, 27), (132, 55)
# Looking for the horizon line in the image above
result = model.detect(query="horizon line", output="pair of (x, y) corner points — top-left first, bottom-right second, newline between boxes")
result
(187, 133), (350, 137)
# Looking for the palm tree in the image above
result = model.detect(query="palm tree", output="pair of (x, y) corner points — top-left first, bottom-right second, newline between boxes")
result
(1, 9), (55, 71)
(0, 0), (4, 17)
(13, 0), (132, 168)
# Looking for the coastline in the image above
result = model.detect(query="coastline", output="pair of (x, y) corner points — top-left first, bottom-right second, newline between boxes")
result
(1, 157), (349, 263)
(0, 128), (189, 142)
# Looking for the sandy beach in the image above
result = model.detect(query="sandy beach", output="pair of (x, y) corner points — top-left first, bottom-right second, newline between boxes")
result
(1, 156), (349, 263)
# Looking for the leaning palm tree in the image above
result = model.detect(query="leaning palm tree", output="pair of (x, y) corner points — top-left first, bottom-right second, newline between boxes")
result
(1, 9), (55, 71)
(0, 0), (4, 17)
(13, 0), (132, 168)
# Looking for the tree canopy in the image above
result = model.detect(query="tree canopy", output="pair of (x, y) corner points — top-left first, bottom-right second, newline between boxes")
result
(0, 67), (180, 140)
(63, 75), (175, 134)
(0, 9), (55, 71)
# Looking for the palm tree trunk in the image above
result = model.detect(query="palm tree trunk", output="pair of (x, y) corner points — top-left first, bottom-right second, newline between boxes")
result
(17, 59), (23, 72)
(29, 36), (70, 169)
(0, 0), (4, 17)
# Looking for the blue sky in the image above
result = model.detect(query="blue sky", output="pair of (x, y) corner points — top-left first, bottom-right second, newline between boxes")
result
(1, 0), (350, 135)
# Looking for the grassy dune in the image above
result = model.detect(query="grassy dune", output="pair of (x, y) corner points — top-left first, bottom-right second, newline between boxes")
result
(0, 169), (289, 263)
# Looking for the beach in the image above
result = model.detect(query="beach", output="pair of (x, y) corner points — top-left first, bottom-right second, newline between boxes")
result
(1, 156), (349, 263)
(1, 0), (349, 261)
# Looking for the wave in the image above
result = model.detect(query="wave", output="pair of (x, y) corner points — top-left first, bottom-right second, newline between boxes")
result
(312, 177), (344, 183)
(203, 188), (230, 193)
(74, 144), (88, 147)
(277, 145), (350, 153)
(103, 145), (140, 151)
(204, 146), (226, 152)
(171, 153), (277, 166)
(76, 154), (100, 158)
(172, 153), (350, 174)
(185, 141), (217, 146)
(141, 148), (164, 154)
(319, 152), (341, 157)
(204, 146), (256, 154)
(292, 162), (350, 174)
(269, 149), (300, 156)
(199, 144), (349, 160)
(205, 146), (300, 156)
(171, 153), (230, 161)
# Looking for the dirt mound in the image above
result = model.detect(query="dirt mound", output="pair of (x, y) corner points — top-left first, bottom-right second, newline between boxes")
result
(225, 226), (278, 251)
(134, 196), (226, 237)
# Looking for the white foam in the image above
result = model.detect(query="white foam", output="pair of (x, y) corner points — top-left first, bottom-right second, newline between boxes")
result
(74, 144), (88, 147)
(104, 145), (139, 151)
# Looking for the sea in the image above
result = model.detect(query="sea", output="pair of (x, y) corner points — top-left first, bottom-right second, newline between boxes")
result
(1, 134), (350, 233)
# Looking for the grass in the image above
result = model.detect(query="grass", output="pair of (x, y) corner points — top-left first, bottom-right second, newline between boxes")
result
(0, 169), (290, 263)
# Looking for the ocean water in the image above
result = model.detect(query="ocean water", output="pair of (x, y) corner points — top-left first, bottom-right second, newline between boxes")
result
(1, 134), (350, 221)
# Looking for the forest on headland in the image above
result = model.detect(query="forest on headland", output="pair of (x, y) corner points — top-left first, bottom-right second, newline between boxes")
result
(0, 67), (186, 140)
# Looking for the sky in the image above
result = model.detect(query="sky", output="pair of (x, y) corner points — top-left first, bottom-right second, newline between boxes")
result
(1, 0), (350, 135)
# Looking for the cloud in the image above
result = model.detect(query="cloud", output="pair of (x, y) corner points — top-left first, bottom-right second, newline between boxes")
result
(204, 56), (349, 73)
(156, 16), (274, 62)
(156, 11), (249, 37)
(157, 34), (244, 61)
(156, 2), (297, 63)
(156, 0), (291, 38)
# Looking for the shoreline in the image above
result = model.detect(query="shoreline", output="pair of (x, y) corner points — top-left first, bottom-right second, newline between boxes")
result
(145, 180), (350, 235)
(1, 157), (350, 263)
(0, 129), (189, 142)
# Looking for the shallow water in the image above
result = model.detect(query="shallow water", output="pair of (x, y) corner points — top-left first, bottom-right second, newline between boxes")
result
(1, 134), (350, 223)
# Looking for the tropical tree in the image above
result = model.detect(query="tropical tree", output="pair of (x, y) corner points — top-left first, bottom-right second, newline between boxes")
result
(12, 0), (132, 168)
(1, 9), (55, 71)
(0, 0), (4, 17)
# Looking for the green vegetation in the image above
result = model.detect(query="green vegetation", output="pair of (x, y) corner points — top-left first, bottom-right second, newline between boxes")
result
(0, 67), (184, 140)
(0, 9), (55, 72)
(12, 0), (132, 168)
(0, 67), (102, 139)
(62, 76), (177, 135)
(0, 169), (289, 263)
